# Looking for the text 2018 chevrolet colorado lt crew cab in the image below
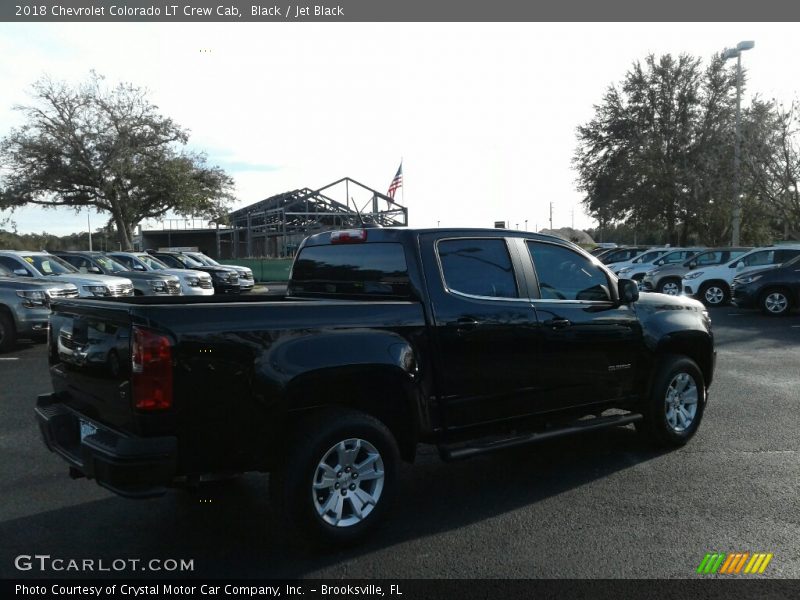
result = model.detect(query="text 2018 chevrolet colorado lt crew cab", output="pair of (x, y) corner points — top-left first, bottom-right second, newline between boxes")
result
(36, 228), (715, 546)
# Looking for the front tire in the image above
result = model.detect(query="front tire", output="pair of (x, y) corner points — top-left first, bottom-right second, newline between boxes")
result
(699, 282), (729, 307)
(637, 355), (705, 447)
(0, 312), (17, 353)
(270, 409), (399, 548)
(657, 278), (681, 296)
(760, 289), (792, 316)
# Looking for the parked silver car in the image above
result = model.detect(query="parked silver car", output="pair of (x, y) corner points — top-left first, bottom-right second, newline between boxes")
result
(106, 251), (214, 296)
(0, 262), (78, 352)
(0, 251), (134, 298)
(51, 251), (181, 296)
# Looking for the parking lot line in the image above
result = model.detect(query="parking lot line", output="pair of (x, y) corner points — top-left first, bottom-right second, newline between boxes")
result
(0, 357), (19, 361)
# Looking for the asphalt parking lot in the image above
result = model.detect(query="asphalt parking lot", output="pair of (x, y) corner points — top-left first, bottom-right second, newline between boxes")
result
(0, 307), (798, 579)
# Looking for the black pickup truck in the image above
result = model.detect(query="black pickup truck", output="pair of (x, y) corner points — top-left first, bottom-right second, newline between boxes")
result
(36, 228), (715, 546)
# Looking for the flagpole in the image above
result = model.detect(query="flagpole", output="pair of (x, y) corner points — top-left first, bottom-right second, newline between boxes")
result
(400, 156), (405, 225)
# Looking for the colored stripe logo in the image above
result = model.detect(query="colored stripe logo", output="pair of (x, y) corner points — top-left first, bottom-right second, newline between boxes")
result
(697, 552), (773, 574)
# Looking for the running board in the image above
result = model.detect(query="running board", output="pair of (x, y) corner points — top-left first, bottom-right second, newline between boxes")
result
(438, 413), (643, 461)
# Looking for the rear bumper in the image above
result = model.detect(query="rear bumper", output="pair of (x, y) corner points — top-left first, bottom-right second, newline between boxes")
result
(35, 394), (177, 498)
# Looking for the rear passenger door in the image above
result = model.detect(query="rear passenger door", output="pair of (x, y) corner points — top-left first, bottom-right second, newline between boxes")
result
(524, 240), (642, 410)
(420, 235), (543, 430)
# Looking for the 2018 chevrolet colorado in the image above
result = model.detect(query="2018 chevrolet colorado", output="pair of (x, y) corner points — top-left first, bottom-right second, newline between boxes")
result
(35, 228), (715, 546)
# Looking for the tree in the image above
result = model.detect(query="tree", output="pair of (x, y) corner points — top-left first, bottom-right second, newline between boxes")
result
(742, 99), (800, 238)
(0, 73), (235, 249)
(574, 54), (742, 245)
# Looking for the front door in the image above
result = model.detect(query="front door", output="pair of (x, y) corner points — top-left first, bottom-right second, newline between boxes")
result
(524, 240), (642, 411)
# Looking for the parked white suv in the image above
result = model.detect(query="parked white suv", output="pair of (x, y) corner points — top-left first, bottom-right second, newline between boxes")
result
(0, 251), (134, 298)
(681, 245), (800, 306)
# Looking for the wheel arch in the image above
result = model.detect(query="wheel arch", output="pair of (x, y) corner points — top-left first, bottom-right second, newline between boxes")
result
(654, 333), (714, 388)
(284, 365), (421, 462)
(700, 278), (730, 292)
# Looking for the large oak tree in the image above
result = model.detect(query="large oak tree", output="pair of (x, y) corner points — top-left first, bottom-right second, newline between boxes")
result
(0, 73), (234, 249)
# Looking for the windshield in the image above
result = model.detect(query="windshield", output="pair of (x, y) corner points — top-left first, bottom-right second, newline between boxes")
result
(23, 254), (77, 276)
(94, 255), (128, 273)
(176, 254), (205, 268)
(136, 254), (169, 270)
(187, 252), (218, 266)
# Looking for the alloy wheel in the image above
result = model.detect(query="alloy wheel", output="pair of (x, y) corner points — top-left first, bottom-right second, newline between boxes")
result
(764, 292), (789, 314)
(312, 438), (385, 527)
(664, 372), (699, 433)
(704, 286), (725, 305)
(660, 281), (680, 296)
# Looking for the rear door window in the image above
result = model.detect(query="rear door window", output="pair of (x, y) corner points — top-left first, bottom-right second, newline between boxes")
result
(740, 251), (773, 267)
(437, 238), (518, 299)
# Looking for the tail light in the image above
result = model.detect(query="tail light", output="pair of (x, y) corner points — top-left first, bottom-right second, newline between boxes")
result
(131, 326), (173, 411)
(330, 229), (368, 244)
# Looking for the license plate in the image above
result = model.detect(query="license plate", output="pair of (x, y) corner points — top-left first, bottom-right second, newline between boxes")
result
(79, 420), (97, 441)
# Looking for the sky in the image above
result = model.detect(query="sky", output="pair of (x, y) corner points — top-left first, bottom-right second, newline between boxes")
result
(0, 22), (799, 237)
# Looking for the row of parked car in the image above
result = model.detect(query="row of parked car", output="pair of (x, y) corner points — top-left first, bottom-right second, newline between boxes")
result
(0, 249), (255, 352)
(591, 243), (800, 316)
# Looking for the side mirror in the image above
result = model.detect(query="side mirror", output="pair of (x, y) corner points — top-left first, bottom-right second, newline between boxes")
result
(13, 268), (30, 277)
(88, 266), (102, 274)
(688, 261), (697, 269)
(735, 261), (744, 270)
(618, 278), (640, 304)
(655, 260), (664, 266)
(133, 264), (146, 271)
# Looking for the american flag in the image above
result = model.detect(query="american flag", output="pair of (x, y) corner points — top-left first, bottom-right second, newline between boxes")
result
(387, 162), (403, 199)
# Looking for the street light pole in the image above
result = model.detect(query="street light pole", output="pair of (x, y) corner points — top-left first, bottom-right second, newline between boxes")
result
(723, 40), (754, 246)
(731, 51), (743, 246)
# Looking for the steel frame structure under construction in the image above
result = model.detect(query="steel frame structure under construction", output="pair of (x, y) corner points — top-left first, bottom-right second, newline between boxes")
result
(219, 177), (408, 258)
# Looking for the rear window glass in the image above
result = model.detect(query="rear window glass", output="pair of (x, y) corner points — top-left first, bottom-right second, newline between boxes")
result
(290, 243), (410, 298)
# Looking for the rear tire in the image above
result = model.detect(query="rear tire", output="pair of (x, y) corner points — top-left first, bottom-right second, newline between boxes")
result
(637, 355), (705, 447)
(699, 282), (729, 307)
(269, 409), (399, 549)
(0, 312), (17, 353)
(759, 288), (792, 317)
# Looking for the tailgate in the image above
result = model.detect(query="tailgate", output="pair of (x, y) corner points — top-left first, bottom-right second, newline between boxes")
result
(47, 299), (141, 434)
